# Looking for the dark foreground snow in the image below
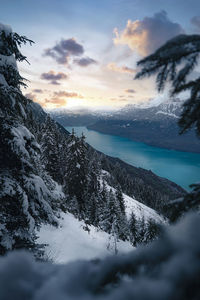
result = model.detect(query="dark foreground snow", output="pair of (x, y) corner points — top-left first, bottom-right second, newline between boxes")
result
(0, 213), (200, 300)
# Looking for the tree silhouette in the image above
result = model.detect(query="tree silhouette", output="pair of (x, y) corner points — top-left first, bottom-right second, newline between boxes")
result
(135, 34), (200, 217)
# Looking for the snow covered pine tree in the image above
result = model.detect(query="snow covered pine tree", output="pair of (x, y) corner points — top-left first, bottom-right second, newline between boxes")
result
(0, 24), (63, 257)
(64, 130), (89, 217)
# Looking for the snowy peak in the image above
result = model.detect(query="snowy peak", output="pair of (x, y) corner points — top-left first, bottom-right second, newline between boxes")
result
(115, 97), (183, 121)
(155, 98), (182, 117)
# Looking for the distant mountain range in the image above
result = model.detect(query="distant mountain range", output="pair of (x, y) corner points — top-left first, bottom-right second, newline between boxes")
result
(52, 98), (200, 153)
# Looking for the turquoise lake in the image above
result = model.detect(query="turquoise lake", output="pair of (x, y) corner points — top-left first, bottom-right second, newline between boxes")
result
(65, 126), (200, 191)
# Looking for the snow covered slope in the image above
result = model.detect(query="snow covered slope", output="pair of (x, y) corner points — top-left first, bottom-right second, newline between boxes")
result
(38, 185), (164, 264)
(124, 193), (165, 222)
(105, 180), (165, 223)
(37, 212), (133, 264)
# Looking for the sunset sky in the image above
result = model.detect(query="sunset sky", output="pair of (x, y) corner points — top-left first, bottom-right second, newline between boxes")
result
(1, 0), (200, 110)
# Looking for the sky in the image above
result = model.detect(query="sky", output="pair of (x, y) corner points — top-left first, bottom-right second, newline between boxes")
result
(1, 0), (200, 110)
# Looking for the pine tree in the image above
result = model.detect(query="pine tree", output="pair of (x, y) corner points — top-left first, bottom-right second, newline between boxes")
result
(0, 24), (62, 257)
(101, 189), (128, 241)
(97, 180), (109, 227)
(85, 193), (97, 225)
(66, 195), (79, 217)
(135, 34), (200, 216)
(145, 219), (161, 243)
(136, 216), (146, 245)
(39, 114), (66, 184)
(0, 25), (33, 90)
(115, 185), (125, 214)
(135, 34), (200, 135)
(87, 152), (101, 195)
(64, 130), (89, 216)
(129, 212), (137, 246)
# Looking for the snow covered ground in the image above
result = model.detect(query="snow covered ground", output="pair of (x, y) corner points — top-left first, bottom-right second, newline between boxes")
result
(37, 185), (165, 264)
(124, 193), (165, 222)
(101, 171), (165, 223)
(37, 212), (133, 264)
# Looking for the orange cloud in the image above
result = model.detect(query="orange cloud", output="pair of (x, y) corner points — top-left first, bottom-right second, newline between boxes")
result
(107, 62), (135, 74)
(43, 97), (67, 108)
(125, 89), (136, 93)
(53, 91), (84, 98)
(25, 93), (66, 108)
(114, 20), (148, 56)
(114, 11), (184, 56)
(38, 90), (84, 108)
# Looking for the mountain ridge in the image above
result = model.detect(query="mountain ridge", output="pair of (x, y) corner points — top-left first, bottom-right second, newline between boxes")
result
(51, 97), (200, 152)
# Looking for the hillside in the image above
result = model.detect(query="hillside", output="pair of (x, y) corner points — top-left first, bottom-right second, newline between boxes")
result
(38, 181), (165, 263)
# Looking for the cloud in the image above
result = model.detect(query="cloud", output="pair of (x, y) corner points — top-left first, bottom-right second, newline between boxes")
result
(75, 57), (97, 67)
(31, 90), (84, 109)
(43, 38), (84, 64)
(107, 62), (136, 73)
(114, 11), (184, 56)
(40, 71), (68, 85)
(32, 89), (43, 93)
(191, 16), (200, 30)
(125, 89), (135, 93)
(53, 91), (84, 99)
(110, 98), (128, 102)
(41, 90), (84, 108)
(43, 97), (67, 108)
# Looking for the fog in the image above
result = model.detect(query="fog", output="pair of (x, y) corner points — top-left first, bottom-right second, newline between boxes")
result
(0, 213), (200, 300)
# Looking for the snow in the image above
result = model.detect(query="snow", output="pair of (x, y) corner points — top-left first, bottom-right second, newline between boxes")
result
(0, 175), (16, 197)
(156, 110), (179, 118)
(10, 125), (38, 158)
(101, 169), (110, 177)
(123, 193), (165, 223)
(101, 171), (165, 224)
(0, 54), (17, 69)
(37, 212), (133, 264)
(0, 54), (18, 87)
(0, 74), (8, 86)
(1, 213), (200, 300)
(0, 23), (12, 35)
(38, 173), (165, 264)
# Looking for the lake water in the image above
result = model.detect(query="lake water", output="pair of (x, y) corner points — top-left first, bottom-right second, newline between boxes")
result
(65, 126), (200, 191)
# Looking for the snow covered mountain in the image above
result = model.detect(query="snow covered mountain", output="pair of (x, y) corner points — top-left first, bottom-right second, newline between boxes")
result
(114, 97), (182, 121)
(88, 97), (200, 152)
(51, 96), (200, 152)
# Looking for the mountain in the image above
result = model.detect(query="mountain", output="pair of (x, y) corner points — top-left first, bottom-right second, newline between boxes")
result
(87, 98), (200, 152)
(114, 97), (182, 120)
(0, 24), (189, 261)
(50, 107), (111, 126)
(51, 98), (200, 152)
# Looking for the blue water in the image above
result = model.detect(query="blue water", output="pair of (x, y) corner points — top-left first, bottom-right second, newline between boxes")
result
(65, 126), (200, 191)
